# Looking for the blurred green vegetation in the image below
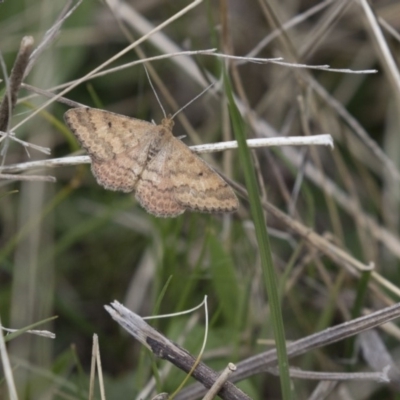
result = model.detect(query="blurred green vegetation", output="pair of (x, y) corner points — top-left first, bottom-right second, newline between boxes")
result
(1, 0), (400, 399)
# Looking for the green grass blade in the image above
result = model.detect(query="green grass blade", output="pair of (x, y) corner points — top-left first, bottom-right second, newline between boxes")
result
(223, 71), (292, 399)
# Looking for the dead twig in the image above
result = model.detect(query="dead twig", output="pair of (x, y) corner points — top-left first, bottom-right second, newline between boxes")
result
(105, 301), (250, 400)
(175, 301), (400, 399)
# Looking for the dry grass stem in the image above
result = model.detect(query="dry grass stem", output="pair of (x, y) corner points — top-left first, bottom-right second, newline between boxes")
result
(0, 174), (56, 183)
(0, 317), (18, 400)
(176, 301), (400, 399)
(0, 135), (333, 176)
(359, 0), (400, 98)
(105, 301), (250, 400)
(202, 363), (237, 400)
(267, 366), (390, 382)
(11, 0), (205, 132)
(1, 326), (55, 339)
(25, 0), (83, 77)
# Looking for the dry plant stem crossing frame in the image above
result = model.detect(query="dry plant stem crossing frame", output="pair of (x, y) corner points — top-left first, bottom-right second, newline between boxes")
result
(18, 49), (217, 106)
(222, 178), (400, 298)
(10, 0), (205, 132)
(0, 135), (333, 174)
(105, 301), (400, 400)
(174, 301), (400, 399)
(266, 366), (389, 382)
(105, 301), (251, 400)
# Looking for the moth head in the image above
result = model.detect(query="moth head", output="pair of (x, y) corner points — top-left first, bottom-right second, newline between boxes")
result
(161, 116), (174, 131)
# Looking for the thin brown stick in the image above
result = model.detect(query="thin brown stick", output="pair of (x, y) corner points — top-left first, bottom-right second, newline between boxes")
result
(21, 83), (85, 108)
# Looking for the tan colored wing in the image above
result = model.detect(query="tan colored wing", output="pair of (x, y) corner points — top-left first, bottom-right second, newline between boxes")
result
(134, 145), (185, 217)
(64, 107), (154, 162)
(64, 108), (238, 214)
(90, 150), (144, 193)
(168, 138), (239, 213)
(64, 107), (156, 192)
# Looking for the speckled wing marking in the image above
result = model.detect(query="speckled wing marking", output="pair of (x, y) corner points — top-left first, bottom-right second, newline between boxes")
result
(134, 137), (186, 217)
(168, 138), (239, 213)
(135, 129), (238, 216)
(64, 107), (154, 192)
(64, 107), (239, 217)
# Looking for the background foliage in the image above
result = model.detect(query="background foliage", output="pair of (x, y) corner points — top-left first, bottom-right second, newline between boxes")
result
(1, 0), (400, 399)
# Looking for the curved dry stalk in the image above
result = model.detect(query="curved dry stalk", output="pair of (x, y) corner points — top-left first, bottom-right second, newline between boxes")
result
(176, 301), (400, 399)
(11, 0), (205, 132)
(18, 49), (218, 102)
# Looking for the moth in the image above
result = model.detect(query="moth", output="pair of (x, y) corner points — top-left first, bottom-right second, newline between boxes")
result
(64, 107), (238, 217)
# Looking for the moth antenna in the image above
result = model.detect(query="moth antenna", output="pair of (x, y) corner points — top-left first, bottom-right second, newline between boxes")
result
(144, 65), (166, 119)
(171, 82), (215, 120)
